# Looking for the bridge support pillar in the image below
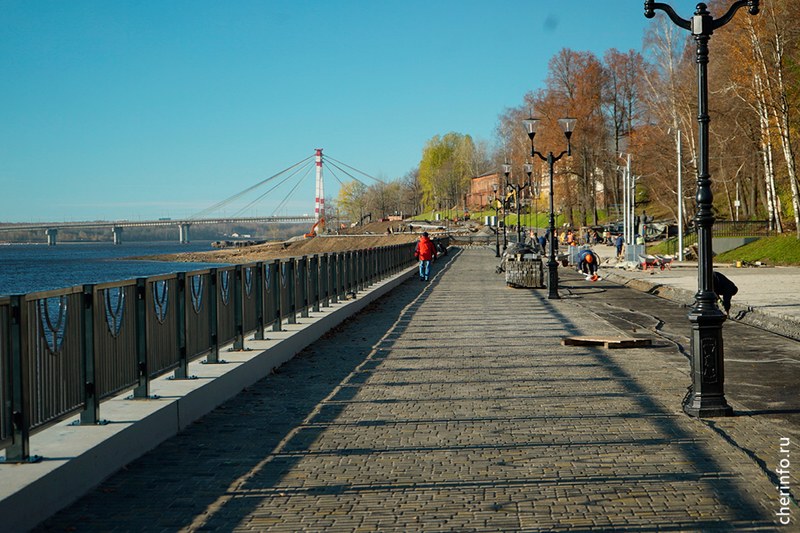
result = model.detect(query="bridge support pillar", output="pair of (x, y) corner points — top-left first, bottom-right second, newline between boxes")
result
(179, 223), (191, 244)
(45, 228), (58, 246)
(112, 226), (123, 245)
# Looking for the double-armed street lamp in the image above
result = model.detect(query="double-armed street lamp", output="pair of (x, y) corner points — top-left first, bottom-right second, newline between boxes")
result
(522, 116), (577, 300)
(491, 183), (501, 258)
(501, 164), (511, 251)
(508, 168), (531, 245)
(524, 163), (537, 235)
(645, 0), (759, 418)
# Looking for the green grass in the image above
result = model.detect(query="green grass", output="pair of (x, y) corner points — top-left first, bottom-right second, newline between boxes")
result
(714, 234), (800, 266)
(646, 234), (800, 265)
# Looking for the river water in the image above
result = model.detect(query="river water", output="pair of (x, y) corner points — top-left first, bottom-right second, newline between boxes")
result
(0, 241), (228, 296)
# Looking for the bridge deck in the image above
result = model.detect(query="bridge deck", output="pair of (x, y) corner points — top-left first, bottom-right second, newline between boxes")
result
(21, 249), (786, 531)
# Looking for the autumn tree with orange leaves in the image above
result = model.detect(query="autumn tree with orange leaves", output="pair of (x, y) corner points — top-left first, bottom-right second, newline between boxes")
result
(490, 1), (800, 239)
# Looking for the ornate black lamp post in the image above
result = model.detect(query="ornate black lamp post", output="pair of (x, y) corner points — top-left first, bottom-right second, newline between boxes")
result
(645, 0), (758, 418)
(501, 164), (511, 250)
(491, 184), (501, 258)
(524, 163), (542, 236)
(522, 116), (576, 300)
(509, 170), (531, 245)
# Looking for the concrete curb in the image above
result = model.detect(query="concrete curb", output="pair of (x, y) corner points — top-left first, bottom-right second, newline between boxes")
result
(0, 264), (419, 533)
(603, 269), (800, 341)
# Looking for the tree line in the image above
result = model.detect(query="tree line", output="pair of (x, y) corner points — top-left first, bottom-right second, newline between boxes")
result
(336, 0), (799, 237)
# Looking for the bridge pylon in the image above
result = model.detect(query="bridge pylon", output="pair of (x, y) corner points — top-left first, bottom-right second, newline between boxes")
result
(315, 149), (324, 223)
(179, 223), (191, 244)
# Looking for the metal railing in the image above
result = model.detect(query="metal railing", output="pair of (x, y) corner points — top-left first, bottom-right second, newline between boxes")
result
(661, 220), (770, 256)
(0, 243), (417, 462)
(713, 220), (771, 237)
(449, 234), (522, 246)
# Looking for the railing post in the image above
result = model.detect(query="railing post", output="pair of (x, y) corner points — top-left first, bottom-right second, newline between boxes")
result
(345, 251), (353, 296)
(367, 248), (374, 285)
(207, 269), (220, 363)
(6, 295), (36, 462)
(233, 266), (244, 350)
(132, 278), (150, 398)
(330, 253), (339, 304)
(300, 257), (309, 319)
(173, 273), (191, 379)
(358, 249), (365, 291)
(287, 260), (297, 324)
(311, 255), (320, 313)
(79, 285), (99, 425)
(353, 250), (360, 293)
(321, 253), (330, 308)
(254, 262), (265, 340)
(272, 260), (283, 332)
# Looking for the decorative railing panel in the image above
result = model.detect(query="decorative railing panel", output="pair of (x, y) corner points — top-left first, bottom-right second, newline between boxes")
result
(94, 281), (139, 400)
(295, 257), (307, 318)
(144, 276), (181, 379)
(25, 287), (85, 431)
(241, 264), (260, 338)
(215, 267), (237, 348)
(263, 261), (279, 329)
(279, 261), (295, 323)
(184, 271), (214, 362)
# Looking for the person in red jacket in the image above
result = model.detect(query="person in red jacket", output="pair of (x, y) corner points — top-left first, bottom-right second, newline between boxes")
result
(414, 232), (437, 281)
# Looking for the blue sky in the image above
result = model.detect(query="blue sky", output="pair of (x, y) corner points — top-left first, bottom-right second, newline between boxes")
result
(0, 1), (703, 223)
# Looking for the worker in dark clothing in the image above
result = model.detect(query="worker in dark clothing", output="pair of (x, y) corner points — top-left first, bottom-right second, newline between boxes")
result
(614, 234), (624, 260)
(713, 271), (738, 314)
(577, 249), (600, 281)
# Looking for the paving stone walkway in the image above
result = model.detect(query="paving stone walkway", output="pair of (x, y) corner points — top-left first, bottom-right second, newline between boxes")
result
(33, 248), (788, 532)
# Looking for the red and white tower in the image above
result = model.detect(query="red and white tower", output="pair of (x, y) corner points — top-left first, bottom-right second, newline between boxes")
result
(315, 149), (324, 222)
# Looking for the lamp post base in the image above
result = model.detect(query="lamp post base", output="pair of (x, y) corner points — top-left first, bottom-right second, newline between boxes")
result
(683, 393), (733, 418)
(683, 308), (732, 418)
(546, 259), (560, 299)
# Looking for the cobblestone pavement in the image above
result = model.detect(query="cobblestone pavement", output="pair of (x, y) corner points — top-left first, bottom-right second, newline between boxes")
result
(33, 248), (789, 532)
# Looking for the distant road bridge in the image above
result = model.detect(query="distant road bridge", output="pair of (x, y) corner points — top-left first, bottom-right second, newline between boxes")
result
(0, 216), (316, 245)
(2, 149), (379, 245)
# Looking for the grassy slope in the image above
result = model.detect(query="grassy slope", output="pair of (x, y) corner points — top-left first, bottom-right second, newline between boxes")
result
(713, 234), (800, 266)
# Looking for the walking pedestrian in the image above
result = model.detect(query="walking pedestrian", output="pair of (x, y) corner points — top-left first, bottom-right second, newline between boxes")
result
(414, 232), (437, 282)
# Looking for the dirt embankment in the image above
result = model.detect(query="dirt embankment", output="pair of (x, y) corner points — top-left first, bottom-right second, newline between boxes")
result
(139, 234), (421, 264)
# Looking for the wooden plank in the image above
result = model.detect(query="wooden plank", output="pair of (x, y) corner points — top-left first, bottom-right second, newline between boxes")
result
(562, 336), (652, 349)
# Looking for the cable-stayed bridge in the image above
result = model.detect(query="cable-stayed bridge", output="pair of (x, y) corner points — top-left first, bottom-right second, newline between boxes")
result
(0, 150), (380, 244)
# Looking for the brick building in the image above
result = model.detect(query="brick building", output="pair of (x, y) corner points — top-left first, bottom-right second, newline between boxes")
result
(465, 172), (502, 209)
